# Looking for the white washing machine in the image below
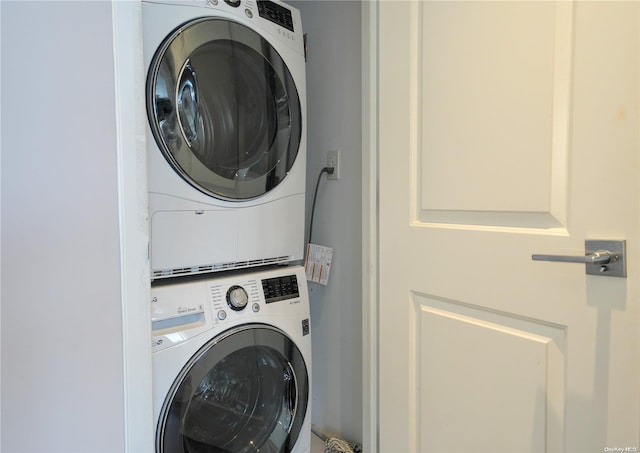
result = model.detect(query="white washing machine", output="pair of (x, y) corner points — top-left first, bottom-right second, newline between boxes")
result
(151, 265), (312, 452)
(142, 0), (307, 280)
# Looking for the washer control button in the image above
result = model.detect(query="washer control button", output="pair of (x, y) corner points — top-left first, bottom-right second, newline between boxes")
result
(227, 285), (248, 311)
(217, 310), (227, 321)
(252, 303), (260, 313)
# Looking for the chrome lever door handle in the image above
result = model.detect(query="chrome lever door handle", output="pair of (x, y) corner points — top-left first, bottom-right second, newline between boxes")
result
(531, 239), (627, 278)
(531, 251), (612, 265)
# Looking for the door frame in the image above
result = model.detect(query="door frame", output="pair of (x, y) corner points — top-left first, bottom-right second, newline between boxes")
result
(361, 1), (378, 452)
(113, 1), (154, 451)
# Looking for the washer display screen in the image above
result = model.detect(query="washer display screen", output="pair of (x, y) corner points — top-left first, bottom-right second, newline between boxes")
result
(258, 0), (294, 31)
(262, 274), (299, 303)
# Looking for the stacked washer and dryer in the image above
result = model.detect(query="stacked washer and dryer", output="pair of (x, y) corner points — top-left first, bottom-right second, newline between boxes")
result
(142, 1), (312, 451)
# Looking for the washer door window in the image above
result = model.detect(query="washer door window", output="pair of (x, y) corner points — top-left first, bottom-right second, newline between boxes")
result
(157, 325), (309, 453)
(147, 18), (302, 200)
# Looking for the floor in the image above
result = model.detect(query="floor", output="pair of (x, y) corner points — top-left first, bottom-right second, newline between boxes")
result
(311, 432), (325, 452)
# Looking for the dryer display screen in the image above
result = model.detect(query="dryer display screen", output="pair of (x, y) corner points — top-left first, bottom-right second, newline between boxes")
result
(257, 0), (294, 32)
(262, 274), (299, 303)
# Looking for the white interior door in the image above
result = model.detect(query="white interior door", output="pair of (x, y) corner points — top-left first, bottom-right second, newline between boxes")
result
(377, 1), (639, 451)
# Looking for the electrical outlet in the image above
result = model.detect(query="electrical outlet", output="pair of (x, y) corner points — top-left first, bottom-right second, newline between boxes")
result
(326, 150), (340, 180)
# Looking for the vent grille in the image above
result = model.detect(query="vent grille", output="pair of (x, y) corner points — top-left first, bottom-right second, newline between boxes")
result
(152, 256), (293, 280)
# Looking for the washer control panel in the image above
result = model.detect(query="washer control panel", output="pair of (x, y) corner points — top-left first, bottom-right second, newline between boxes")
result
(151, 266), (307, 352)
(210, 273), (300, 321)
(262, 274), (299, 303)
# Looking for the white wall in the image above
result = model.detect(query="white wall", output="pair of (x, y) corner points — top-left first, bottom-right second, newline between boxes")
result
(1, 2), (133, 451)
(289, 0), (363, 444)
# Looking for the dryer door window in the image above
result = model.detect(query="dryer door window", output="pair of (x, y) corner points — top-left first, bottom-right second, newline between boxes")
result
(157, 325), (309, 453)
(147, 18), (302, 201)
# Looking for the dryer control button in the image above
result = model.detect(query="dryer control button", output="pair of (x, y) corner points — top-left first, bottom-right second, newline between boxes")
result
(217, 310), (227, 321)
(252, 303), (260, 313)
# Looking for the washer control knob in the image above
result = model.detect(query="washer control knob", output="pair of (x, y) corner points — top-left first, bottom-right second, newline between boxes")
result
(227, 286), (248, 311)
(252, 303), (260, 313)
(224, 0), (241, 7)
(217, 310), (227, 321)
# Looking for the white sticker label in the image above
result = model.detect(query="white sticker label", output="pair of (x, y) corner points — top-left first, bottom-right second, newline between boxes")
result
(305, 243), (333, 285)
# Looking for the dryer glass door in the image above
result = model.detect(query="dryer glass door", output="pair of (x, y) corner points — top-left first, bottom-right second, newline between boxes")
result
(147, 18), (302, 201)
(157, 325), (309, 453)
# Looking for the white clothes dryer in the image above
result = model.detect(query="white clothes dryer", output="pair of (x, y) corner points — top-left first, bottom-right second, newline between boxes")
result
(151, 265), (311, 452)
(142, 0), (307, 280)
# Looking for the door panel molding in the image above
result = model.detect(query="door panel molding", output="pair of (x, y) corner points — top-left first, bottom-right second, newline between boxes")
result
(411, 1), (575, 231)
(412, 292), (566, 452)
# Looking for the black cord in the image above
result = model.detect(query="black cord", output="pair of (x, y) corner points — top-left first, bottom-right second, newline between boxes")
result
(307, 166), (334, 249)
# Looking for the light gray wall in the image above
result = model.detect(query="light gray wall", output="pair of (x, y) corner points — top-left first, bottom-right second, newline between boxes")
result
(1, 2), (127, 451)
(0, 1), (363, 450)
(290, 0), (363, 444)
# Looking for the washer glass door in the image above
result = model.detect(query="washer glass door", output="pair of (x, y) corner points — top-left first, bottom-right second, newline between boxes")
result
(157, 325), (309, 453)
(147, 18), (302, 200)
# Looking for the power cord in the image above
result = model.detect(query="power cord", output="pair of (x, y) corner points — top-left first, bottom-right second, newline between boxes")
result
(307, 166), (335, 249)
(311, 424), (362, 453)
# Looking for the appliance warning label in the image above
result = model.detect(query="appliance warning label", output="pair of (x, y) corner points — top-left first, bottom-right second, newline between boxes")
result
(305, 243), (333, 285)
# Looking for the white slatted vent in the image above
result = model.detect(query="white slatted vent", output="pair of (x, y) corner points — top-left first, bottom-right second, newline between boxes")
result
(152, 256), (293, 279)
